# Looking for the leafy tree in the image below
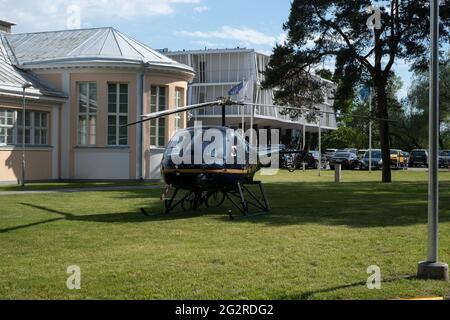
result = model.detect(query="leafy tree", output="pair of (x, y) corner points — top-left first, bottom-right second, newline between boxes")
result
(322, 126), (358, 150)
(405, 54), (450, 149)
(263, 0), (450, 182)
(316, 69), (334, 81)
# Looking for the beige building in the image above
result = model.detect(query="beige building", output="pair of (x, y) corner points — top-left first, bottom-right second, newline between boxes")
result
(0, 21), (194, 182)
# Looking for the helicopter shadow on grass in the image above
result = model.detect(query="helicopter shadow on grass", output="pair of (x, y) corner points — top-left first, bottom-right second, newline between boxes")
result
(111, 179), (450, 229)
(95, 180), (450, 228)
(0, 197), (226, 234)
(2, 180), (449, 233)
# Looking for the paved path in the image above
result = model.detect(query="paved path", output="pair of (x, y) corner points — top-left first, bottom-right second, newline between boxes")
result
(0, 185), (162, 196)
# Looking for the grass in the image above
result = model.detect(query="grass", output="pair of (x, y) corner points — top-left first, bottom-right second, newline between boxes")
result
(0, 181), (159, 192)
(0, 170), (449, 300)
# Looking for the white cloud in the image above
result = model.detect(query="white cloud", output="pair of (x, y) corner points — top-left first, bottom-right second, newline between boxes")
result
(193, 6), (209, 13)
(0, 0), (201, 31)
(177, 26), (283, 46)
(277, 32), (287, 45)
(192, 40), (220, 48)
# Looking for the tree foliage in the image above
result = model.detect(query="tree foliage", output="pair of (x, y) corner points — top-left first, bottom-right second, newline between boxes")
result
(263, 0), (450, 182)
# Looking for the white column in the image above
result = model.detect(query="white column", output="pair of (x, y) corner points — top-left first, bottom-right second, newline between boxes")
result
(51, 105), (60, 180)
(61, 71), (71, 179)
(136, 72), (144, 180)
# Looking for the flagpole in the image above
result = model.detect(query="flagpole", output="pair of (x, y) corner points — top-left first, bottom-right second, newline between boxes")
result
(417, 0), (448, 281)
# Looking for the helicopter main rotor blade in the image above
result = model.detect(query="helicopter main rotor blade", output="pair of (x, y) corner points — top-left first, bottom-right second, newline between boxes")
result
(123, 100), (222, 128)
(241, 102), (397, 123)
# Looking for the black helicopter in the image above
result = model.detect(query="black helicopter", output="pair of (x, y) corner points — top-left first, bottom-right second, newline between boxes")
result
(124, 98), (287, 219)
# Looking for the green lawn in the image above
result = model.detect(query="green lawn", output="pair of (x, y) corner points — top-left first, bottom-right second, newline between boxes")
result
(0, 181), (159, 192)
(1, 170), (449, 300)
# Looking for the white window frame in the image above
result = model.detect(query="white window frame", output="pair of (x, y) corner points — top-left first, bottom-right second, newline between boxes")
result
(150, 86), (167, 148)
(33, 112), (48, 145)
(77, 82), (97, 146)
(174, 88), (184, 133)
(0, 109), (49, 146)
(107, 83), (129, 146)
(0, 109), (15, 146)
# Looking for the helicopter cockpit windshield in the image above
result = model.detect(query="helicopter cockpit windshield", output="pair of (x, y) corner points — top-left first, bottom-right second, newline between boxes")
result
(163, 127), (252, 170)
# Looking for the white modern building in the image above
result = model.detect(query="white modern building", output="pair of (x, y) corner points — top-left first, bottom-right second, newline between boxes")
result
(162, 48), (337, 146)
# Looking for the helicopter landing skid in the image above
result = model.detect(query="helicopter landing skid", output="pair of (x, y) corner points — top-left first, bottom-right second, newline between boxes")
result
(140, 181), (270, 220)
(225, 181), (270, 220)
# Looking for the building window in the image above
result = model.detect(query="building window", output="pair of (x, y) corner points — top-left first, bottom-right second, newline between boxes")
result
(108, 83), (128, 146)
(150, 86), (167, 147)
(16, 111), (31, 145)
(77, 82), (97, 145)
(199, 61), (207, 83)
(0, 109), (48, 146)
(0, 109), (15, 145)
(34, 112), (48, 145)
(174, 88), (184, 133)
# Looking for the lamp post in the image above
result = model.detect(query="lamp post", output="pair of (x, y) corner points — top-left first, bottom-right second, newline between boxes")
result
(20, 82), (32, 188)
(368, 88), (372, 174)
(417, 0), (448, 281)
(318, 113), (322, 177)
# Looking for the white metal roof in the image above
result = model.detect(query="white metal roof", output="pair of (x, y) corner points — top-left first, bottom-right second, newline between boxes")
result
(0, 34), (67, 100)
(163, 47), (270, 57)
(3, 27), (194, 73)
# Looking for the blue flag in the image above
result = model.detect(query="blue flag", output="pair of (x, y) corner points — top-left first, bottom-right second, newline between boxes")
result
(359, 86), (371, 101)
(228, 81), (244, 96)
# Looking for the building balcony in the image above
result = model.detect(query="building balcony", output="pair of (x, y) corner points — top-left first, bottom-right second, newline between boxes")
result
(191, 68), (253, 84)
(189, 104), (337, 130)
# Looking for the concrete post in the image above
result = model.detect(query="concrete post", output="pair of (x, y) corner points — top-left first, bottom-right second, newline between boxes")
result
(335, 164), (342, 183)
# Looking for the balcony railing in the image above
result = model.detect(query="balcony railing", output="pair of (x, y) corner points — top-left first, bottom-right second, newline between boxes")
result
(191, 68), (253, 84)
(191, 104), (337, 128)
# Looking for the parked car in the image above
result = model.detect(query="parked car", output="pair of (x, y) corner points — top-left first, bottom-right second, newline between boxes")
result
(439, 150), (450, 168)
(305, 151), (327, 169)
(324, 148), (338, 162)
(402, 151), (410, 167)
(390, 149), (407, 168)
(357, 149), (368, 160)
(330, 151), (361, 170)
(361, 149), (383, 170)
(409, 149), (428, 168)
(337, 148), (358, 155)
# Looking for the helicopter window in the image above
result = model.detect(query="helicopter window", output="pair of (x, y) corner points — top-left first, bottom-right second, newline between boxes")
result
(150, 86), (167, 147)
(107, 83), (128, 146)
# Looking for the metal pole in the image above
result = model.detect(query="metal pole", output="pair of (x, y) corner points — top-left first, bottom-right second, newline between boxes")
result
(318, 115), (322, 177)
(369, 88), (373, 174)
(428, 0), (439, 263)
(21, 88), (26, 187)
(417, 0), (448, 281)
(221, 104), (226, 127)
(250, 104), (254, 145)
(302, 124), (306, 149)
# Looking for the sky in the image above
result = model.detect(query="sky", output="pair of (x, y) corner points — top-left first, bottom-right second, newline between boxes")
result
(0, 0), (413, 98)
